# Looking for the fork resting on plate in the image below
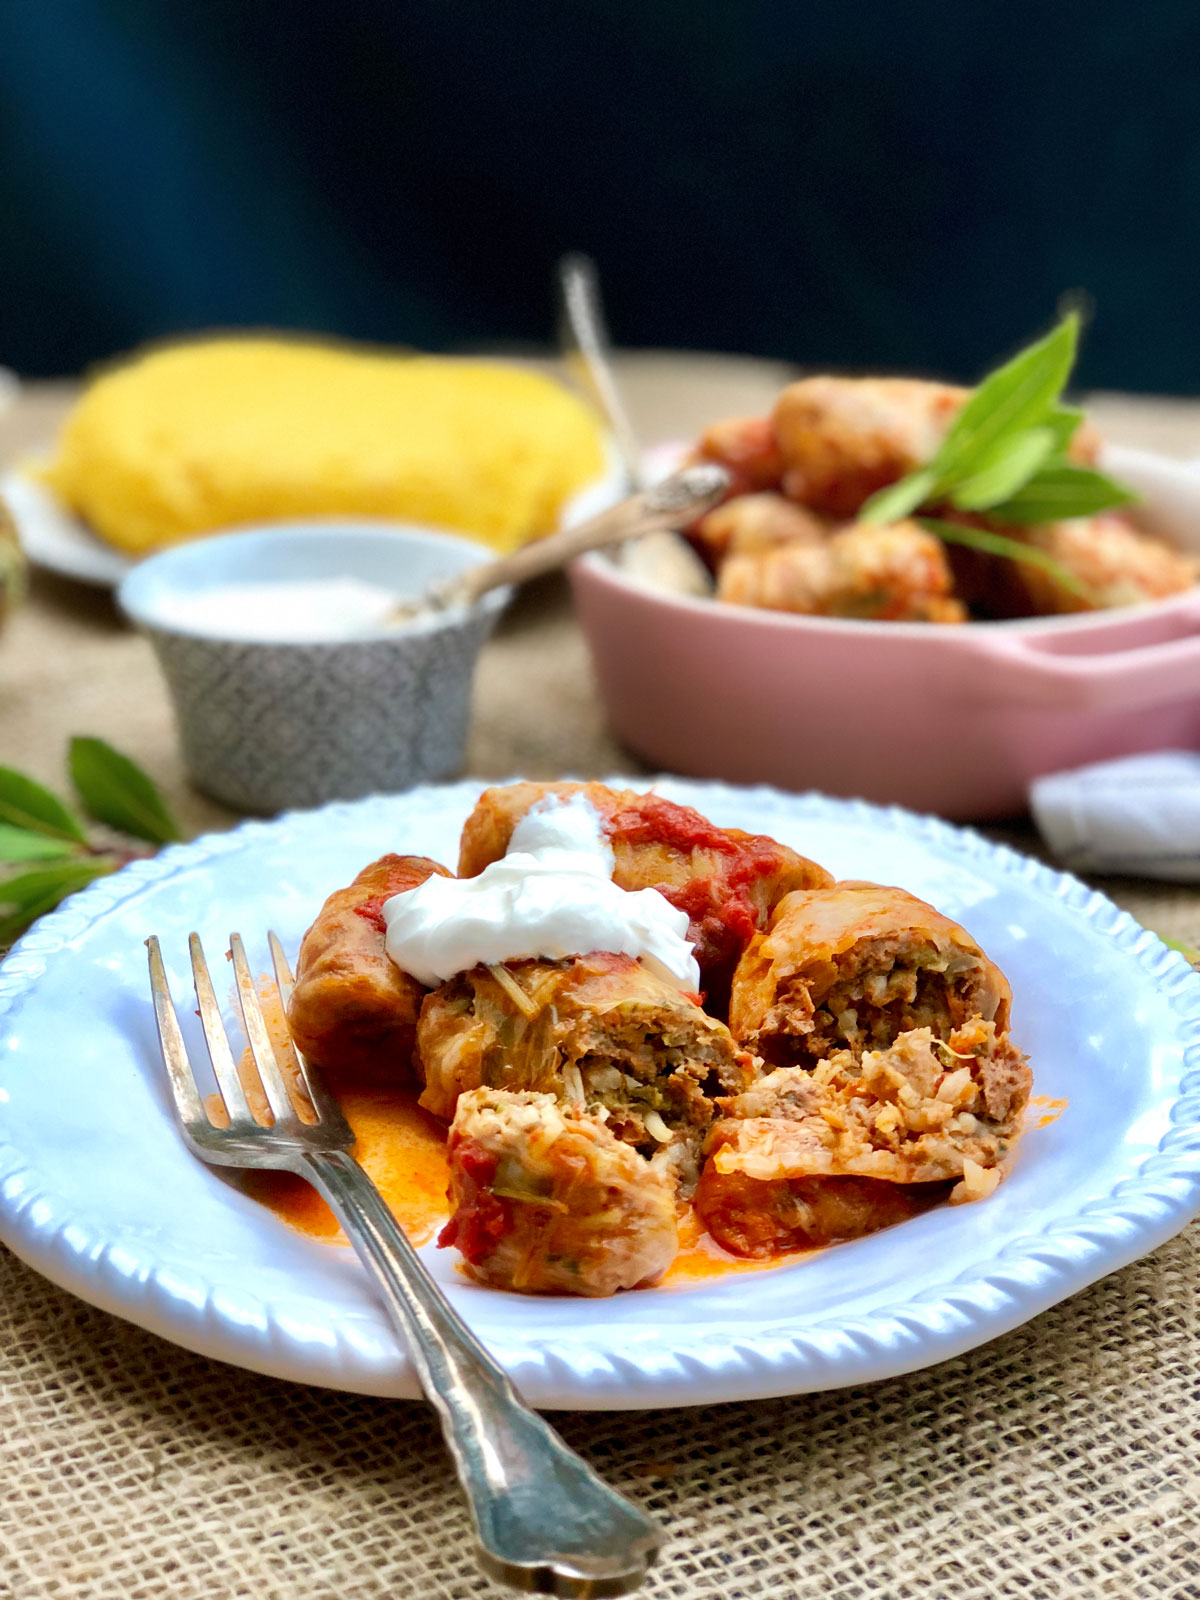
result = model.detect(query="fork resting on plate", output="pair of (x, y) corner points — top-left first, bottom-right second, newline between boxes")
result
(147, 929), (661, 1599)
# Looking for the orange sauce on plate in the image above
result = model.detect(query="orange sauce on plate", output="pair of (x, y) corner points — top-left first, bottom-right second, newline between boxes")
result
(661, 1211), (812, 1285)
(245, 1087), (450, 1244)
(1027, 1095), (1068, 1131)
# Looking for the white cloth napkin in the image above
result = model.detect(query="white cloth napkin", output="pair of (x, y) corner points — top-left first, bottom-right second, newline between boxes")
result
(1030, 750), (1200, 880)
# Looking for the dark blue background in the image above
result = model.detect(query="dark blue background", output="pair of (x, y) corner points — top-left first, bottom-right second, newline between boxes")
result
(2, 0), (1197, 388)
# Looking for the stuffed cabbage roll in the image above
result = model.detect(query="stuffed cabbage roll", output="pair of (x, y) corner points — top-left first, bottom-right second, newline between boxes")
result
(771, 377), (969, 518)
(697, 1016), (1030, 1256)
(287, 853), (450, 1085)
(693, 492), (828, 564)
(458, 781), (831, 1008)
(717, 520), (966, 622)
(439, 1089), (679, 1295)
(689, 414), (785, 500)
(770, 375), (1100, 521)
(958, 513), (1196, 618)
(417, 950), (753, 1193)
(729, 882), (1011, 1068)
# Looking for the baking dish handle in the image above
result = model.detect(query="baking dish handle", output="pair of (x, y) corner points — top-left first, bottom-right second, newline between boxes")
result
(973, 612), (1200, 709)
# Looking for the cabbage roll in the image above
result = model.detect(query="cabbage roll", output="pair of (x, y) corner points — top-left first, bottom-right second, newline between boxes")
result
(287, 853), (450, 1085)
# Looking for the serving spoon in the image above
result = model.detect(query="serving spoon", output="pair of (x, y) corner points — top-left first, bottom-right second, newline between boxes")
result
(387, 462), (727, 624)
(557, 253), (716, 597)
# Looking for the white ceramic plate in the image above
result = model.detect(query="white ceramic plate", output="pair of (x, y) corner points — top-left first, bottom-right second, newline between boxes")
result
(2, 467), (135, 586)
(2, 778), (1199, 1409)
(2, 448), (627, 590)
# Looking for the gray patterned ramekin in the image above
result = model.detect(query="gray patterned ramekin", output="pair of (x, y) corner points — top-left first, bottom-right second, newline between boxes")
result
(118, 521), (507, 815)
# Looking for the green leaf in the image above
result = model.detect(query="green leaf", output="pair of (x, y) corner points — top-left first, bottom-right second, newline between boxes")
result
(0, 767), (88, 843)
(1043, 404), (1086, 453)
(987, 464), (1138, 526)
(0, 857), (113, 934)
(854, 315), (1137, 543)
(918, 518), (1095, 603)
(949, 427), (1057, 512)
(0, 902), (59, 946)
(68, 738), (183, 845)
(859, 468), (938, 526)
(0, 824), (78, 862)
(932, 312), (1079, 484)
(0, 880), (105, 948)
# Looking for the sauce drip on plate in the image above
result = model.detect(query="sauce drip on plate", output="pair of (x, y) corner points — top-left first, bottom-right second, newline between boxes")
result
(1027, 1095), (1068, 1131)
(663, 1212), (813, 1284)
(245, 1087), (450, 1244)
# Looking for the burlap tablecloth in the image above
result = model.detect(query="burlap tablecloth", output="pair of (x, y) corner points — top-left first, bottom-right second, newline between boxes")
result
(3, 361), (1200, 1600)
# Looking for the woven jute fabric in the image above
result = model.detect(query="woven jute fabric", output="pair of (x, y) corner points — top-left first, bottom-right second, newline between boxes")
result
(4, 373), (1200, 1598)
(4, 1223), (1200, 1600)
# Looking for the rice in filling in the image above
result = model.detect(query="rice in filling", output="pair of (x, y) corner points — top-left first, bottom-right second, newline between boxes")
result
(416, 954), (754, 1194)
(756, 937), (995, 1067)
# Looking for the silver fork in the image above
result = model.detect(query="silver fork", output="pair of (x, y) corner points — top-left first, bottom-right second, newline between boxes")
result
(147, 930), (662, 1598)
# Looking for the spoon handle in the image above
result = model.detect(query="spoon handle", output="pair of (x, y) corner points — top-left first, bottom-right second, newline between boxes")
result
(557, 252), (647, 492)
(438, 465), (728, 611)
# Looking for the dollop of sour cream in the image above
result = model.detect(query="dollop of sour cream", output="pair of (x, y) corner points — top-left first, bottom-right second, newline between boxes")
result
(382, 795), (700, 989)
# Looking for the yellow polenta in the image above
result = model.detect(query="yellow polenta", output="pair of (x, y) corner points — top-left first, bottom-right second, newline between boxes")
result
(42, 339), (606, 554)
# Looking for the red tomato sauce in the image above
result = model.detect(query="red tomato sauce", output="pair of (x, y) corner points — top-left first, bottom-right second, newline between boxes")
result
(437, 1138), (509, 1262)
(607, 795), (790, 983)
(608, 795), (744, 857)
(352, 895), (389, 933)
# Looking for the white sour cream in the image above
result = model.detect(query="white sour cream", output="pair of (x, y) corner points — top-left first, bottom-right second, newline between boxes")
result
(382, 794), (700, 989)
(151, 577), (400, 642)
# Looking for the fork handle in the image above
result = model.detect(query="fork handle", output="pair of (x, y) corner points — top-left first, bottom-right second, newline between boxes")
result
(300, 1148), (661, 1597)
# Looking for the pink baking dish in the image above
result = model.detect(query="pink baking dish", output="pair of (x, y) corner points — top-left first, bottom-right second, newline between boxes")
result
(569, 444), (1200, 820)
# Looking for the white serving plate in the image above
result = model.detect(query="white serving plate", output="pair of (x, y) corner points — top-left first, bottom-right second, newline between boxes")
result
(2, 467), (134, 586)
(1, 445), (627, 589)
(1, 778), (1199, 1409)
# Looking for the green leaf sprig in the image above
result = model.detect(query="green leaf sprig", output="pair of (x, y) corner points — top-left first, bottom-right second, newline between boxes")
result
(69, 737), (183, 845)
(0, 738), (184, 949)
(917, 518), (1094, 603)
(860, 314), (1137, 571)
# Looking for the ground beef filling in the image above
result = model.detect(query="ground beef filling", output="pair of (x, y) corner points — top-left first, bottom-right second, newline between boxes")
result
(563, 1026), (750, 1193)
(758, 949), (990, 1068)
(569, 1044), (741, 1192)
(428, 967), (754, 1195)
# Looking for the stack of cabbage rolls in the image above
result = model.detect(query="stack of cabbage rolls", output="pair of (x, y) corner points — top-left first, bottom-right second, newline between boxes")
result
(288, 783), (1031, 1296)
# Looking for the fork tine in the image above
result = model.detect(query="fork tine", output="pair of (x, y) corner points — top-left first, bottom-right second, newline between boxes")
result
(189, 933), (256, 1127)
(266, 929), (298, 1005)
(266, 930), (344, 1126)
(229, 933), (298, 1126)
(147, 937), (208, 1129)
